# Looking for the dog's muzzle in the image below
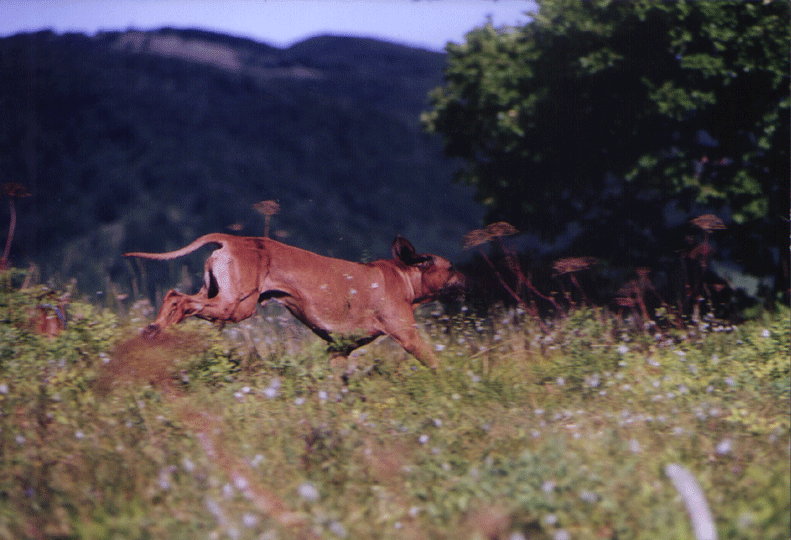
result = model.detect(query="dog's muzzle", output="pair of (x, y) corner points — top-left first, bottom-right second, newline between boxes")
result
(442, 275), (468, 300)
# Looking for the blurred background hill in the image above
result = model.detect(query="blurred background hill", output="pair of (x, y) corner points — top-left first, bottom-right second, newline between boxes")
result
(0, 28), (484, 295)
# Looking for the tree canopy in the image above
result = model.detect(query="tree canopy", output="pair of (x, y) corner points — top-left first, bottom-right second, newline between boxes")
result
(423, 0), (789, 279)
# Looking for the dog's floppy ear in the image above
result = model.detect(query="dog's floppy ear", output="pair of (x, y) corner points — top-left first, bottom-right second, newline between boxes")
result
(392, 235), (432, 267)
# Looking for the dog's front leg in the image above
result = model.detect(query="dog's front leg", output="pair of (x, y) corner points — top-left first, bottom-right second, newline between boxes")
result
(386, 321), (439, 371)
(402, 337), (440, 371)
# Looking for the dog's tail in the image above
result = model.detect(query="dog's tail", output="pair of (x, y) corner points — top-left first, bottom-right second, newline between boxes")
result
(124, 233), (229, 261)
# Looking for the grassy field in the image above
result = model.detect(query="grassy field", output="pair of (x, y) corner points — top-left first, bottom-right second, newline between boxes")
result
(1, 281), (789, 540)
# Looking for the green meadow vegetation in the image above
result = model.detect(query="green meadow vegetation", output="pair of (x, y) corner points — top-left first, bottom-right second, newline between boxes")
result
(0, 269), (788, 540)
(1, 6), (787, 539)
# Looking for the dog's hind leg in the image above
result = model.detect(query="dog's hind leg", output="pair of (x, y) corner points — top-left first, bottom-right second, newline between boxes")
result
(142, 289), (205, 337)
(143, 288), (261, 338)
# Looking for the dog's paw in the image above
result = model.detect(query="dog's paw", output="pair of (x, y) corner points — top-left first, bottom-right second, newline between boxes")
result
(140, 324), (161, 340)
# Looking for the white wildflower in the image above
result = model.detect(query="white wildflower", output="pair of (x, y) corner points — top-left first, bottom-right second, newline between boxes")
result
(158, 470), (171, 490)
(329, 521), (347, 538)
(585, 373), (600, 387)
(233, 474), (249, 491)
(297, 482), (319, 502)
(554, 530), (571, 540)
(205, 496), (226, 526)
(716, 438), (733, 455)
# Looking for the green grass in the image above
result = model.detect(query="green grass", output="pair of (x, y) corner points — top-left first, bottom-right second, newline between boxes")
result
(1, 282), (789, 540)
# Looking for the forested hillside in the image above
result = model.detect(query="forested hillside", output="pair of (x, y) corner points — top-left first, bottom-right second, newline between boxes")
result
(0, 28), (483, 294)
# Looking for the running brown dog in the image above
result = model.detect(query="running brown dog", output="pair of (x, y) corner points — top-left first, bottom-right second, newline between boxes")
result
(125, 234), (465, 369)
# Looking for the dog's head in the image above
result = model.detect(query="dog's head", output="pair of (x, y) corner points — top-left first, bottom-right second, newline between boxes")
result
(392, 236), (467, 302)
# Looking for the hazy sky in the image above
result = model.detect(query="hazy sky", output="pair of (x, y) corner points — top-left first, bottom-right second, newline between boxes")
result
(1, 0), (536, 52)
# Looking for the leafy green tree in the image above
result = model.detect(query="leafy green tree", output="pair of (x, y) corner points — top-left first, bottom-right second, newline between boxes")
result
(423, 0), (789, 282)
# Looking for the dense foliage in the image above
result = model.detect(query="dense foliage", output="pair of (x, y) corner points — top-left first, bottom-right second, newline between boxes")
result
(0, 29), (482, 293)
(1, 275), (788, 539)
(423, 0), (789, 283)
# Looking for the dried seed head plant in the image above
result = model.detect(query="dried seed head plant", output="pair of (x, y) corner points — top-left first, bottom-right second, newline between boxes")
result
(552, 257), (598, 308)
(462, 221), (518, 250)
(615, 278), (650, 322)
(614, 266), (683, 331)
(682, 214), (729, 320)
(551, 257), (598, 276)
(254, 200), (281, 238)
(688, 214), (726, 268)
(690, 214), (726, 234)
(1, 183), (31, 271)
(463, 222), (558, 329)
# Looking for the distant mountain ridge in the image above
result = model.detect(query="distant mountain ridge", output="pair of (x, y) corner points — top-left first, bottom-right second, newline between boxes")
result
(109, 29), (322, 79)
(0, 28), (484, 295)
(113, 30), (260, 73)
